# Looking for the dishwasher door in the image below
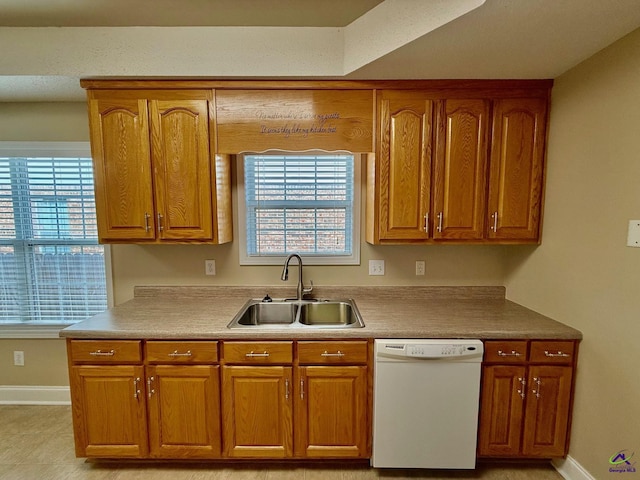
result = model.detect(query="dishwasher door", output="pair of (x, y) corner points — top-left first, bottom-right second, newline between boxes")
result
(372, 339), (484, 469)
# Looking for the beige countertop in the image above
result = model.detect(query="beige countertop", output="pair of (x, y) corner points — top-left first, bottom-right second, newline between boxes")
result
(60, 286), (582, 341)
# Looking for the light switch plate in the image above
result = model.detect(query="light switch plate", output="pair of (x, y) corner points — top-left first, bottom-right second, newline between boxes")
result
(369, 259), (385, 275)
(627, 220), (640, 247)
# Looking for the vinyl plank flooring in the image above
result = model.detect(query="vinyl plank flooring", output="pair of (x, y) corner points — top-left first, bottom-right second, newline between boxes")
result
(0, 406), (563, 480)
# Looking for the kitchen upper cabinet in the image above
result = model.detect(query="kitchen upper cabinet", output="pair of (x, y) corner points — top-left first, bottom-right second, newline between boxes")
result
(478, 340), (576, 458)
(432, 98), (489, 240)
(487, 97), (548, 242)
(87, 89), (232, 244)
(366, 91), (433, 243)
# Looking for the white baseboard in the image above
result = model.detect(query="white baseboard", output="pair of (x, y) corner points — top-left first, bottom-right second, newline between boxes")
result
(553, 456), (596, 480)
(0, 386), (71, 405)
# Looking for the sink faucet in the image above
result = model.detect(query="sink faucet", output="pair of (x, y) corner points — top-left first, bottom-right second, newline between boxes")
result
(281, 254), (313, 301)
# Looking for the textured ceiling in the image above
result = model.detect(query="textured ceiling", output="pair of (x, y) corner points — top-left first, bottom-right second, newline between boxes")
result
(1, 0), (640, 102)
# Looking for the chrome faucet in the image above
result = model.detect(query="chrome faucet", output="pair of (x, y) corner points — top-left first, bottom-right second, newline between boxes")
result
(281, 254), (313, 301)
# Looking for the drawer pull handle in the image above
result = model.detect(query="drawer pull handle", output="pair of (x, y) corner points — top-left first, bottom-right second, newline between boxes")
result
(168, 350), (192, 357)
(497, 350), (522, 357)
(245, 351), (270, 358)
(544, 350), (570, 358)
(89, 349), (115, 356)
(321, 350), (345, 358)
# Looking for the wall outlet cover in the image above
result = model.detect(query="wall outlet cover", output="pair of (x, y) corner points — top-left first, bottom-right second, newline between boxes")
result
(627, 220), (640, 247)
(205, 259), (216, 275)
(369, 259), (385, 275)
(416, 260), (426, 276)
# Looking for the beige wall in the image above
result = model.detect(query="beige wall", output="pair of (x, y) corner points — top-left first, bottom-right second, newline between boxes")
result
(505, 29), (640, 478)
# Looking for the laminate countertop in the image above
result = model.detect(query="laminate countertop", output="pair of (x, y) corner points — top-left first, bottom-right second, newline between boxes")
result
(59, 286), (582, 341)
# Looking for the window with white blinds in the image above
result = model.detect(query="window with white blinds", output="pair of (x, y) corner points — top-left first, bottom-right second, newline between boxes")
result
(240, 153), (360, 265)
(0, 143), (107, 325)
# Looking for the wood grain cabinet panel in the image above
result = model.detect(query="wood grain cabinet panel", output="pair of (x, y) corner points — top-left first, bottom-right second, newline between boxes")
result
(222, 366), (294, 458)
(147, 365), (221, 458)
(487, 97), (547, 242)
(87, 89), (231, 244)
(70, 365), (148, 458)
(433, 98), (489, 240)
(478, 365), (526, 456)
(478, 339), (577, 459)
(295, 366), (369, 458)
(367, 91), (433, 243)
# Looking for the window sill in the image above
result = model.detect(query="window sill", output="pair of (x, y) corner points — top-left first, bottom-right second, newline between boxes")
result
(0, 325), (69, 339)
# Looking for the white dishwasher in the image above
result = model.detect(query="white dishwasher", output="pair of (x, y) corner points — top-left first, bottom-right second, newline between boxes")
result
(372, 339), (484, 469)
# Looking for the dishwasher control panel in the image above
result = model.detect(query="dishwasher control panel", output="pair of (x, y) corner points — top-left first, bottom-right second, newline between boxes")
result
(376, 339), (483, 360)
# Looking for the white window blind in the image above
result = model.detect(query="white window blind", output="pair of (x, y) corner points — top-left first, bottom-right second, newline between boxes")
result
(0, 150), (107, 325)
(244, 153), (355, 259)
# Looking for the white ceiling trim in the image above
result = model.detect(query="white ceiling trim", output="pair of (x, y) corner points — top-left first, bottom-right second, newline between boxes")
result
(343, 0), (485, 74)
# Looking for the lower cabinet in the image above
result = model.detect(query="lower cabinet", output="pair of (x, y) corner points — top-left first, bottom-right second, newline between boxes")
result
(70, 364), (149, 458)
(295, 365), (368, 458)
(147, 365), (221, 458)
(222, 365), (294, 458)
(221, 340), (371, 459)
(478, 340), (576, 458)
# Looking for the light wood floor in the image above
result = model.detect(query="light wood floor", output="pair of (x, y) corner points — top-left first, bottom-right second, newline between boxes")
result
(0, 405), (563, 480)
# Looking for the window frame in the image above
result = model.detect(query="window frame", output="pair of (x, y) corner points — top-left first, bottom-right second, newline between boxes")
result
(237, 152), (361, 266)
(0, 142), (113, 339)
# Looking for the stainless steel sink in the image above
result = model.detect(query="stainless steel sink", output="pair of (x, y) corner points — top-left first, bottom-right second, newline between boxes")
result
(227, 298), (365, 329)
(298, 302), (359, 326)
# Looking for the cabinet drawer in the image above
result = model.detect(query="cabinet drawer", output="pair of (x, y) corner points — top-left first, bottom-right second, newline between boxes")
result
(483, 341), (527, 363)
(530, 341), (575, 364)
(297, 341), (368, 365)
(69, 340), (142, 364)
(145, 341), (218, 364)
(223, 341), (293, 364)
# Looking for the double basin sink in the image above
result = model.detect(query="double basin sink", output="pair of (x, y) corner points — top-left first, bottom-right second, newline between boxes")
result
(227, 298), (365, 329)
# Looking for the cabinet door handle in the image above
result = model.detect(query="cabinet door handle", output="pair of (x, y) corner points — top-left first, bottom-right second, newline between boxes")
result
(491, 211), (498, 232)
(147, 376), (155, 398)
(157, 213), (164, 232)
(144, 212), (151, 232)
(532, 377), (541, 399)
(300, 379), (305, 400)
(133, 377), (141, 399)
(320, 350), (345, 358)
(544, 350), (570, 358)
(89, 349), (115, 357)
(437, 211), (443, 232)
(497, 350), (522, 357)
(424, 213), (429, 234)
(245, 351), (270, 358)
(517, 376), (526, 400)
(168, 350), (192, 357)
(285, 379), (290, 400)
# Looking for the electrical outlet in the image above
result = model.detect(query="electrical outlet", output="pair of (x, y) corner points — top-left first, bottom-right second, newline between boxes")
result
(369, 259), (385, 276)
(416, 260), (426, 276)
(205, 260), (216, 276)
(627, 220), (640, 247)
(13, 351), (24, 366)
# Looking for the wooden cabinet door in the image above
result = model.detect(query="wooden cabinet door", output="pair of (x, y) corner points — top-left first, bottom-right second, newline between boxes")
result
(374, 91), (433, 241)
(89, 96), (155, 241)
(295, 366), (368, 458)
(146, 365), (221, 458)
(522, 365), (573, 457)
(150, 97), (213, 240)
(70, 365), (148, 457)
(222, 366), (293, 458)
(433, 98), (489, 240)
(487, 98), (547, 242)
(477, 365), (526, 456)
